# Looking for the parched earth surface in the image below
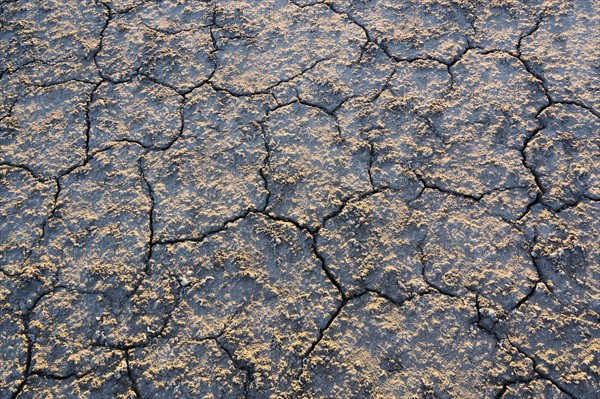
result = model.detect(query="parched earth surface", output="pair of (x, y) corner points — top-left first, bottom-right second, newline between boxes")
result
(1, 0), (599, 398)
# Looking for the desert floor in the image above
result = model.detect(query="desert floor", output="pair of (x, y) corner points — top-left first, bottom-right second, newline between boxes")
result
(1, 1), (599, 398)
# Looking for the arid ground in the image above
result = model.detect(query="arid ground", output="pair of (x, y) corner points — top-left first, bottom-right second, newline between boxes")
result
(1, 0), (599, 398)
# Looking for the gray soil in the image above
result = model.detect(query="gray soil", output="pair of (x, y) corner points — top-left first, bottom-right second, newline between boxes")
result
(1, 0), (599, 398)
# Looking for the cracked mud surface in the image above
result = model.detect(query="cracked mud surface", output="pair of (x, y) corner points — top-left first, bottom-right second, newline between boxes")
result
(1, 0), (599, 398)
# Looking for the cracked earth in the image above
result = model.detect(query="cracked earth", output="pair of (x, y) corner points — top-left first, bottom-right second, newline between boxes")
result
(0, 0), (599, 398)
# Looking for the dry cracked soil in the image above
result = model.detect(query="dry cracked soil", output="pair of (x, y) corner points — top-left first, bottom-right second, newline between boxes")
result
(0, 0), (599, 398)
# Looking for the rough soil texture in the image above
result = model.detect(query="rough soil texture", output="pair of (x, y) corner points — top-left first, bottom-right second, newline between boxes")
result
(0, 0), (599, 398)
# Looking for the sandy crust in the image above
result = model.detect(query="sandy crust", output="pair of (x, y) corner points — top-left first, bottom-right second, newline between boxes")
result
(1, 0), (598, 398)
